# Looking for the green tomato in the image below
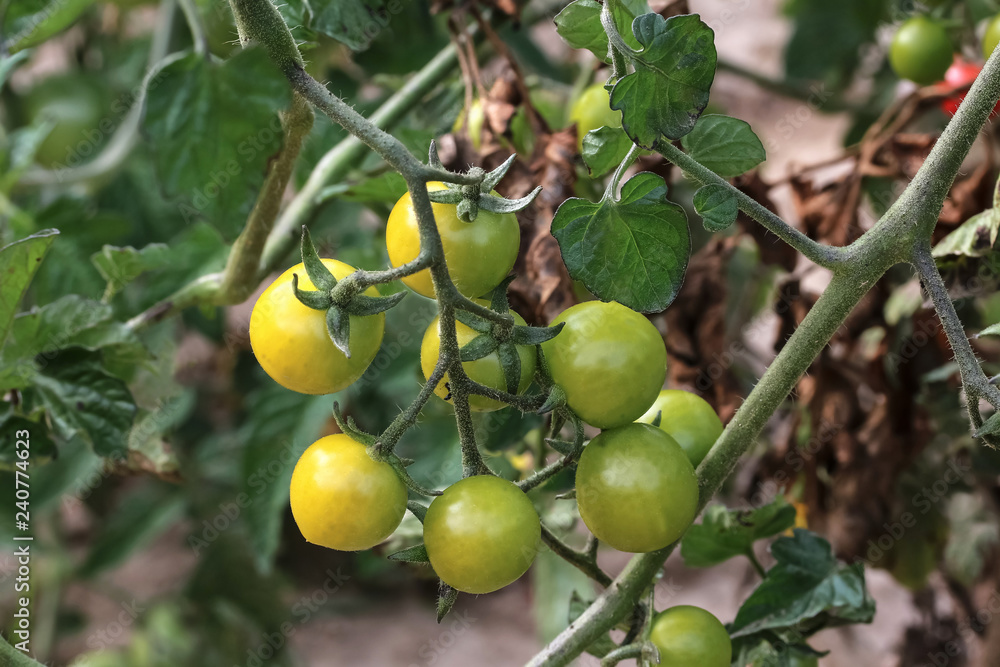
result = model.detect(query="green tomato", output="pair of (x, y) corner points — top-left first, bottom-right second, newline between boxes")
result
(649, 606), (732, 667)
(289, 434), (408, 551)
(637, 390), (724, 467)
(984, 14), (1000, 60)
(386, 182), (520, 299)
(452, 99), (486, 151)
(889, 16), (953, 85)
(540, 301), (666, 429)
(575, 423), (698, 552)
(23, 74), (108, 168)
(423, 475), (541, 594)
(419, 301), (537, 412)
(569, 83), (622, 151)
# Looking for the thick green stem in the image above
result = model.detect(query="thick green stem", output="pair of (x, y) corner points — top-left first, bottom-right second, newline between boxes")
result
(218, 93), (314, 303)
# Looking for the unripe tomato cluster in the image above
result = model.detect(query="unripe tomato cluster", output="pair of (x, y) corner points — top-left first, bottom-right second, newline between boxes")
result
(248, 177), (725, 620)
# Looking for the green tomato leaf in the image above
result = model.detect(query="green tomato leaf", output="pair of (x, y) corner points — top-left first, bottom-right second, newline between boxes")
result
(3, 0), (97, 52)
(3, 295), (144, 366)
(693, 184), (739, 232)
(551, 172), (690, 313)
(0, 229), (58, 348)
(142, 48), (291, 240)
(681, 498), (797, 568)
(582, 126), (634, 178)
(91, 244), (173, 299)
(783, 0), (887, 81)
(312, 0), (387, 51)
(387, 544), (430, 563)
(553, 0), (648, 62)
(610, 13), (717, 148)
(978, 323), (1000, 338)
(932, 209), (1000, 259)
(30, 348), (137, 458)
(975, 410), (1000, 438)
(681, 115), (766, 178)
(730, 529), (875, 640)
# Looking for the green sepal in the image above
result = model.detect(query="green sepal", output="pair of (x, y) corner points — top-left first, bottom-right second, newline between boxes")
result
(538, 384), (568, 415)
(326, 306), (352, 358)
(545, 437), (577, 456)
(482, 154), (517, 191)
(460, 334), (500, 362)
(650, 410), (662, 428)
(299, 227), (336, 292)
(387, 454), (442, 497)
(347, 291), (406, 317)
(975, 410), (1000, 438)
(512, 321), (564, 346)
(478, 186), (542, 216)
(291, 273), (333, 310)
(388, 544), (430, 563)
(427, 188), (465, 205)
(490, 275), (516, 313)
(407, 500), (429, 523)
(555, 487), (577, 500)
(332, 402), (376, 447)
(497, 341), (522, 394)
(428, 141), (443, 170)
(455, 309), (491, 333)
(437, 582), (459, 623)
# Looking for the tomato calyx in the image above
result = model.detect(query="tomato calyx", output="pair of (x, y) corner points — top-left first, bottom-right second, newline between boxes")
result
(454, 278), (562, 393)
(426, 143), (542, 222)
(291, 228), (406, 358)
(332, 401), (442, 497)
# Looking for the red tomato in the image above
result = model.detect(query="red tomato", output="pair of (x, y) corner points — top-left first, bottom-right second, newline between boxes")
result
(938, 58), (1000, 117)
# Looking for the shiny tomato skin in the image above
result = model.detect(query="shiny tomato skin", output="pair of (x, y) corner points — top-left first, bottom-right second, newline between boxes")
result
(386, 182), (520, 299)
(289, 434), (407, 551)
(649, 606), (732, 667)
(250, 259), (384, 395)
(423, 475), (541, 594)
(637, 390), (724, 467)
(575, 423), (699, 553)
(540, 301), (666, 429)
(889, 17), (953, 86)
(420, 302), (537, 412)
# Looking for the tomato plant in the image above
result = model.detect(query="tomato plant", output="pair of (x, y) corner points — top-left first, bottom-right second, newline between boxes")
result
(249, 258), (385, 395)
(289, 434), (408, 551)
(540, 301), (666, 429)
(984, 13), (1000, 59)
(636, 389), (724, 467)
(575, 423), (698, 552)
(648, 605), (732, 667)
(423, 475), (540, 594)
(889, 16), (953, 85)
(6, 0), (1000, 664)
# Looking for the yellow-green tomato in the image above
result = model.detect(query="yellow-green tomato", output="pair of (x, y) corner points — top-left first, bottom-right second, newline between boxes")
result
(984, 14), (1000, 60)
(386, 182), (520, 299)
(452, 99), (486, 151)
(420, 302), (537, 412)
(289, 434), (407, 551)
(649, 606), (732, 667)
(637, 390), (724, 467)
(569, 83), (622, 151)
(250, 259), (384, 395)
(575, 423), (698, 552)
(423, 475), (541, 594)
(540, 301), (666, 429)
